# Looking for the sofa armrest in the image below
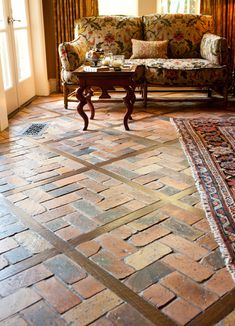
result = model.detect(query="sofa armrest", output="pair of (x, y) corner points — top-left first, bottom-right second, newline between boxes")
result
(58, 38), (87, 72)
(200, 33), (228, 66)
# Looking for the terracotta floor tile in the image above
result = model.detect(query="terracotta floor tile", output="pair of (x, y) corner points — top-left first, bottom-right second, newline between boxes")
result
(0, 94), (234, 325)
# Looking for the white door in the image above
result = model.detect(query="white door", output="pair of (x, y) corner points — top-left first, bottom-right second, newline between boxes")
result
(0, 0), (35, 115)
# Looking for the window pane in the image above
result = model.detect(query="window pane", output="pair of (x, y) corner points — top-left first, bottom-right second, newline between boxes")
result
(99, 0), (138, 15)
(11, 0), (27, 27)
(0, 32), (12, 89)
(159, 0), (200, 14)
(14, 29), (31, 81)
(0, 0), (5, 29)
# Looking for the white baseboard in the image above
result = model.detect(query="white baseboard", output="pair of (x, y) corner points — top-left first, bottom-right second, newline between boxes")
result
(49, 78), (57, 93)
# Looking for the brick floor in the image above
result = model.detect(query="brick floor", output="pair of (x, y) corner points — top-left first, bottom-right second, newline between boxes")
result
(0, 94), (234, 325)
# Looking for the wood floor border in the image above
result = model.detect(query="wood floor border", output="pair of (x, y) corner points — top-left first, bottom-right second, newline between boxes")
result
(188, 288), (235, 326)
(69, 200), (165, 246)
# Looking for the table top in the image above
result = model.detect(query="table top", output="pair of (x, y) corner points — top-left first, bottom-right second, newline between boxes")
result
(74, 64), (137, 77)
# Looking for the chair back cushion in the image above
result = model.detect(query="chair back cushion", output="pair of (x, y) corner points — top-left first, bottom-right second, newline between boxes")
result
(143, 14), (214, 58)
(74, 15), (142, 58)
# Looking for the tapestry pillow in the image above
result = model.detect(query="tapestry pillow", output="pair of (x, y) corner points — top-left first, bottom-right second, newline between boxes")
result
(131, 39), (168, 59)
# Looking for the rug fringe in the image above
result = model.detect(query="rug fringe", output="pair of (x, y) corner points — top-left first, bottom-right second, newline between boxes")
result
(170, 118), (235, 282)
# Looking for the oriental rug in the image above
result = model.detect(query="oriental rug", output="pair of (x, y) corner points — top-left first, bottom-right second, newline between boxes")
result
(172, 118), (235, 280)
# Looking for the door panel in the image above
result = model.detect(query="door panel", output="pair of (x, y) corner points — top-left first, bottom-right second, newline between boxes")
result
(0, 0), (35, 114)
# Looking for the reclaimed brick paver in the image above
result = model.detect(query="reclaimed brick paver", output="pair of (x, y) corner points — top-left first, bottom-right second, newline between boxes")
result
(201, 249), (225, 270)
(55, 225), (81, 241)
(0, 288), (41, 321)
(0, 315), (28, 326)
(161, 271), (219, 309)
(15, 198), (46, 216)
(205, 268), (235, 296)
(3, 246), (32, 264)
(92, 250), (135, 279)
(0, 237), (18, 253)
(0, 95), (234, 325)
(107, 303), (155, 326)
(158, 203), (202, 225)
(35, 204), (75, 223)
(161, 217), (204, 241)
(43, 193), (80, 210)
(125, 241), (172, 270)
(163, 298), (201, 325)
(22, 300), (67, 326)
(76, 240), (101, 257)
(159, 234), (209, 261)
(128, 209), (169, 231)
(97, 193), (133, 211)
(125, 261), (173, 292)
(73, 275), (106, 298)
(34, 276), (81, 313)
(65, 212), (100, 232)
(73, 199), (103, 218)
(162, 253), (214, 282)
(0, 264), (53, 297)
(130, 224), (170, 246)
(63, 289), (123, 325)
(143, 283), (176, 308)
(0, 255), (8, 269)
(110, 225), (135, 239)
(97, 234), (137, 258)
(44, 254), (86, 284)
(196, 233), (219, 250)
(14, 230), (53, 253)
(0, 223), (28, 240)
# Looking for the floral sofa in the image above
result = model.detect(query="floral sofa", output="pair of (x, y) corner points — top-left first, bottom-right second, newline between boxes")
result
(59, 14), (230, 108)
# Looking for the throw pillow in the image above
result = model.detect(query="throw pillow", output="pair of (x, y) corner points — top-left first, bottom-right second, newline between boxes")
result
(131, 39), (168, 59)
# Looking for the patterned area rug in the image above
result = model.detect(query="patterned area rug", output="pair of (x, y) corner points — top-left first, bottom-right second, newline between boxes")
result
(172, 118), (235, 280)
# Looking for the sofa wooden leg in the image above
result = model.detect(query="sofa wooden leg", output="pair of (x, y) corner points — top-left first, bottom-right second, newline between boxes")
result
(63, 84), (69, 109)
(223, 88), (228, 107)
(143, 82), (147, 107)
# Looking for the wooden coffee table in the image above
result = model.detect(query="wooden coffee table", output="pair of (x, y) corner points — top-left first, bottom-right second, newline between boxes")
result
(74, 65), (137, 130)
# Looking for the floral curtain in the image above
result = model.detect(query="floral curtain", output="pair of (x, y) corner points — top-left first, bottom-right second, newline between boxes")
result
(53, 0), (98, 90)
(200, 0), (235, 69)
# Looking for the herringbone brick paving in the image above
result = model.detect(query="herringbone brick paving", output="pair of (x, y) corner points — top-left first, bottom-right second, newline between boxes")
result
(0, 93), (235, 325)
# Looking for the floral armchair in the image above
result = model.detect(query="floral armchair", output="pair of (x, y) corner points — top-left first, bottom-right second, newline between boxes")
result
(58, 14), (231, 108)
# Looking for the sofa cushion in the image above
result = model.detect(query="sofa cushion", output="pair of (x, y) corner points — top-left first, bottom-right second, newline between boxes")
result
(131, 39), (168, 59)
(143, 58), (228, 86)
(74, 16), (142, 58)
(143, 14), (214, 58)
(200, 33), (228, 65)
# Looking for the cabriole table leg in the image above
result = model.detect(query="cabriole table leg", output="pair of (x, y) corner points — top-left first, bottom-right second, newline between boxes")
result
(76, 85), (89, 131)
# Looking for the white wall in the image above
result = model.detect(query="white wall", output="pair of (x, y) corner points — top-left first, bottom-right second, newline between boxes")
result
(99, 0), (138, 15)
(138, 0), (156, 15)
(29, 0), (49, 96)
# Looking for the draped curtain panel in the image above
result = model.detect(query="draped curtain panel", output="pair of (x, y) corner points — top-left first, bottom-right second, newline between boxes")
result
(200, 0), (235, 69)
(53, 0), (98, 90)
